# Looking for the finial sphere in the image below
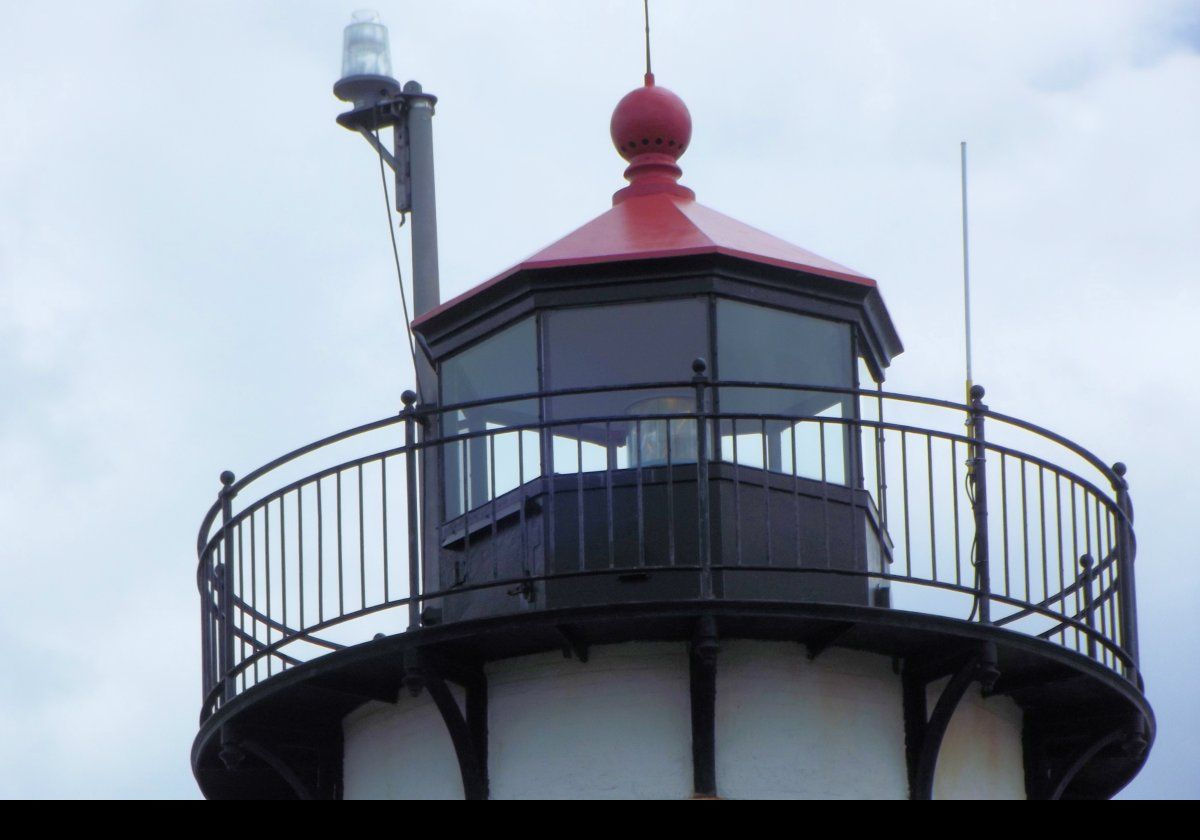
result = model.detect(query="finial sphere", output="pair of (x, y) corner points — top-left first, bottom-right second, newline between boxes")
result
(611, 79), (692, 163)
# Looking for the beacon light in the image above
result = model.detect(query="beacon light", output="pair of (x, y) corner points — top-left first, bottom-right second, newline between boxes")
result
(333, 10), (402, 108)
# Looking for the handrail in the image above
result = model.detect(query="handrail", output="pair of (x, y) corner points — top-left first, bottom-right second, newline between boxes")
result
(196, 378), (1142, 717)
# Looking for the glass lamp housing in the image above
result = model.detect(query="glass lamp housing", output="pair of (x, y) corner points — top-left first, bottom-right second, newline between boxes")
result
(334, 10), (401, 107)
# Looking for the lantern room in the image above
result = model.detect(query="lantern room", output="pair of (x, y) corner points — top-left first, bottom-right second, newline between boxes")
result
(412, 75), (902, 622)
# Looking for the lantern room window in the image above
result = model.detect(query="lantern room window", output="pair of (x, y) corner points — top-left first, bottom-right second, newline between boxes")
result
(439, 296), (863, 520)
(441, 316), (539, 519)
(715, 299), (854, 484)
(543, 298), (708, 473)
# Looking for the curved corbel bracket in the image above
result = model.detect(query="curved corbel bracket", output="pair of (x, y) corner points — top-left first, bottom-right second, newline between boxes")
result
(904, 648), (995, 800)
(422, 656), (489, 800)
(238, 738), (319, 801)
(1048, 729), (1124, 800)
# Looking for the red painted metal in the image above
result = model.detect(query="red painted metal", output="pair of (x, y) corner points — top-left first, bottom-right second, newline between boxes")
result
(413, 77), (874, 328)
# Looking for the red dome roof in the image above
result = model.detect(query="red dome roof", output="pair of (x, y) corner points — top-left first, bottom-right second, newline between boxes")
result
(412, 76), (875, 328)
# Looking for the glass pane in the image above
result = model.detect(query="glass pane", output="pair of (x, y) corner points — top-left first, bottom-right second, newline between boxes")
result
(716, 300), (853, 483)
(441, 318), (539, 518)
(543, 299), (708, 472)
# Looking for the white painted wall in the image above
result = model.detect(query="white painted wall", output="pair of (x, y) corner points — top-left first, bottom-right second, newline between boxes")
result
(342, 639), (1026, 799)
(930, 679), (1026, 800)
(487, 642), (694, 799)
(716, 642), (909, 799)
(343, 687), (464, 800)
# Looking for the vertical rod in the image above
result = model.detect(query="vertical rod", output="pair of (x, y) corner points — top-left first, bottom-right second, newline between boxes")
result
(951, 439), (962, 586)
(961, 140), (974, 403)
(576, 427), (585, 571)
(693, 359), (713, 599)
(403, 84), (443, 618)
(381, 459), (389, 600)
(403, 390), (421, 631)
(926, 434), (937, 581)
(297, 485), (305, 633)
(969, 385), (991, 624)
(1111, 462), (1140, 674)
(218, 471), (237, 704)
(1080, 553), (1097, 660)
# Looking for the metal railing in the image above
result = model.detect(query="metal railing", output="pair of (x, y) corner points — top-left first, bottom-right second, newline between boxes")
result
(196, 371), (1140, 720)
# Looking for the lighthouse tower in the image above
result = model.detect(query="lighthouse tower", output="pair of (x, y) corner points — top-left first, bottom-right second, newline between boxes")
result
(191, 67), (1153, 799)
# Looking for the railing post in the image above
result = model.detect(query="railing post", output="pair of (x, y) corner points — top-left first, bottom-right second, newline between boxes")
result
(217, 470), (237, 705)
(1110, 462), (1140, 678)
(693, 358), (713, 600)
(1079, 553), (1097, 659)
(403, 389), (422, 631)
(968, 385), (991, 626)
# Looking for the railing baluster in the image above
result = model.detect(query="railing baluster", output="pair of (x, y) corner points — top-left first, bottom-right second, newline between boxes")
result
(402, 391), (421, 631)
(1080, 553), (1097, 659)
(666, 413), (675, 567)
(577, 425), (586, 572)
(381, 458), (389, 602)
(297, 485), (305, 636)
(1021, 459), (1030, 603)
(1039, 465), (1048, 605)
(1000, 452), (1010, 599)
(899, 429), (910, 579)
(317, 478), (324, 625)
(237, 522), (246, 693)
(635, 418), (645, 567)
(927, 434), (937, 582)
(605, 420), (615, 571)
(761, 416), (772, 567)
(218, 471), (237, 703)
(1110, 462), (1138, 676)
(693, 360), (712, 599)
(951, 438), (961, 586)
(358, 464), (366, 610)
(250, 511), (259, 684)
(264, 495), (273, 676)
(968, 386), (991, 625)
(732, 419), (742, 566)
(336, 470), (344, 618)
(280, 492), (287, 645)
(790, 421), (801, 567)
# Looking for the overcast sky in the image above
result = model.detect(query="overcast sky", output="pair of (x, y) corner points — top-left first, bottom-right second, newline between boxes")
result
(1, 1), (1196, 798)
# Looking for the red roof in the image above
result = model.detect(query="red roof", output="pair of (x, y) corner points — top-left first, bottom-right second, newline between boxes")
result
(413, 76), (875, 328)
(413, 192), (875, 326)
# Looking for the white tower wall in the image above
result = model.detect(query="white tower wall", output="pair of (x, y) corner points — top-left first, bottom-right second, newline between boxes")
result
(342, 640), (1026, 800)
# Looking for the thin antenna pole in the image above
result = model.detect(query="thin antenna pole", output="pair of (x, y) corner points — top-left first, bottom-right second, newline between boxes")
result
(644, 0), (652, 78)
(961, 140), (973, 403)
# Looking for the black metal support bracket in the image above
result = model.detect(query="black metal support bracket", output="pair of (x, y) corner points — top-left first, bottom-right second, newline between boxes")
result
(218, 724), (340, 800)
(554, 624), (590, 662)
(804, 621), (856, 661)
(239, 739), (319, 801)
(421, 652), (489, 801)
(689, 614), (719, 798)
(1047, 729), (1124, 800)
(903, 643), (999, 800)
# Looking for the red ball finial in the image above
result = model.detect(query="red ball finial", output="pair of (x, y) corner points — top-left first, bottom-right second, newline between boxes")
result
(610, 74), (695, 204)
(611, 74), (692, 161)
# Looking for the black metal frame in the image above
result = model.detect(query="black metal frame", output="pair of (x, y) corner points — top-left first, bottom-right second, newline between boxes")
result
(194, 374), (1151, 799)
